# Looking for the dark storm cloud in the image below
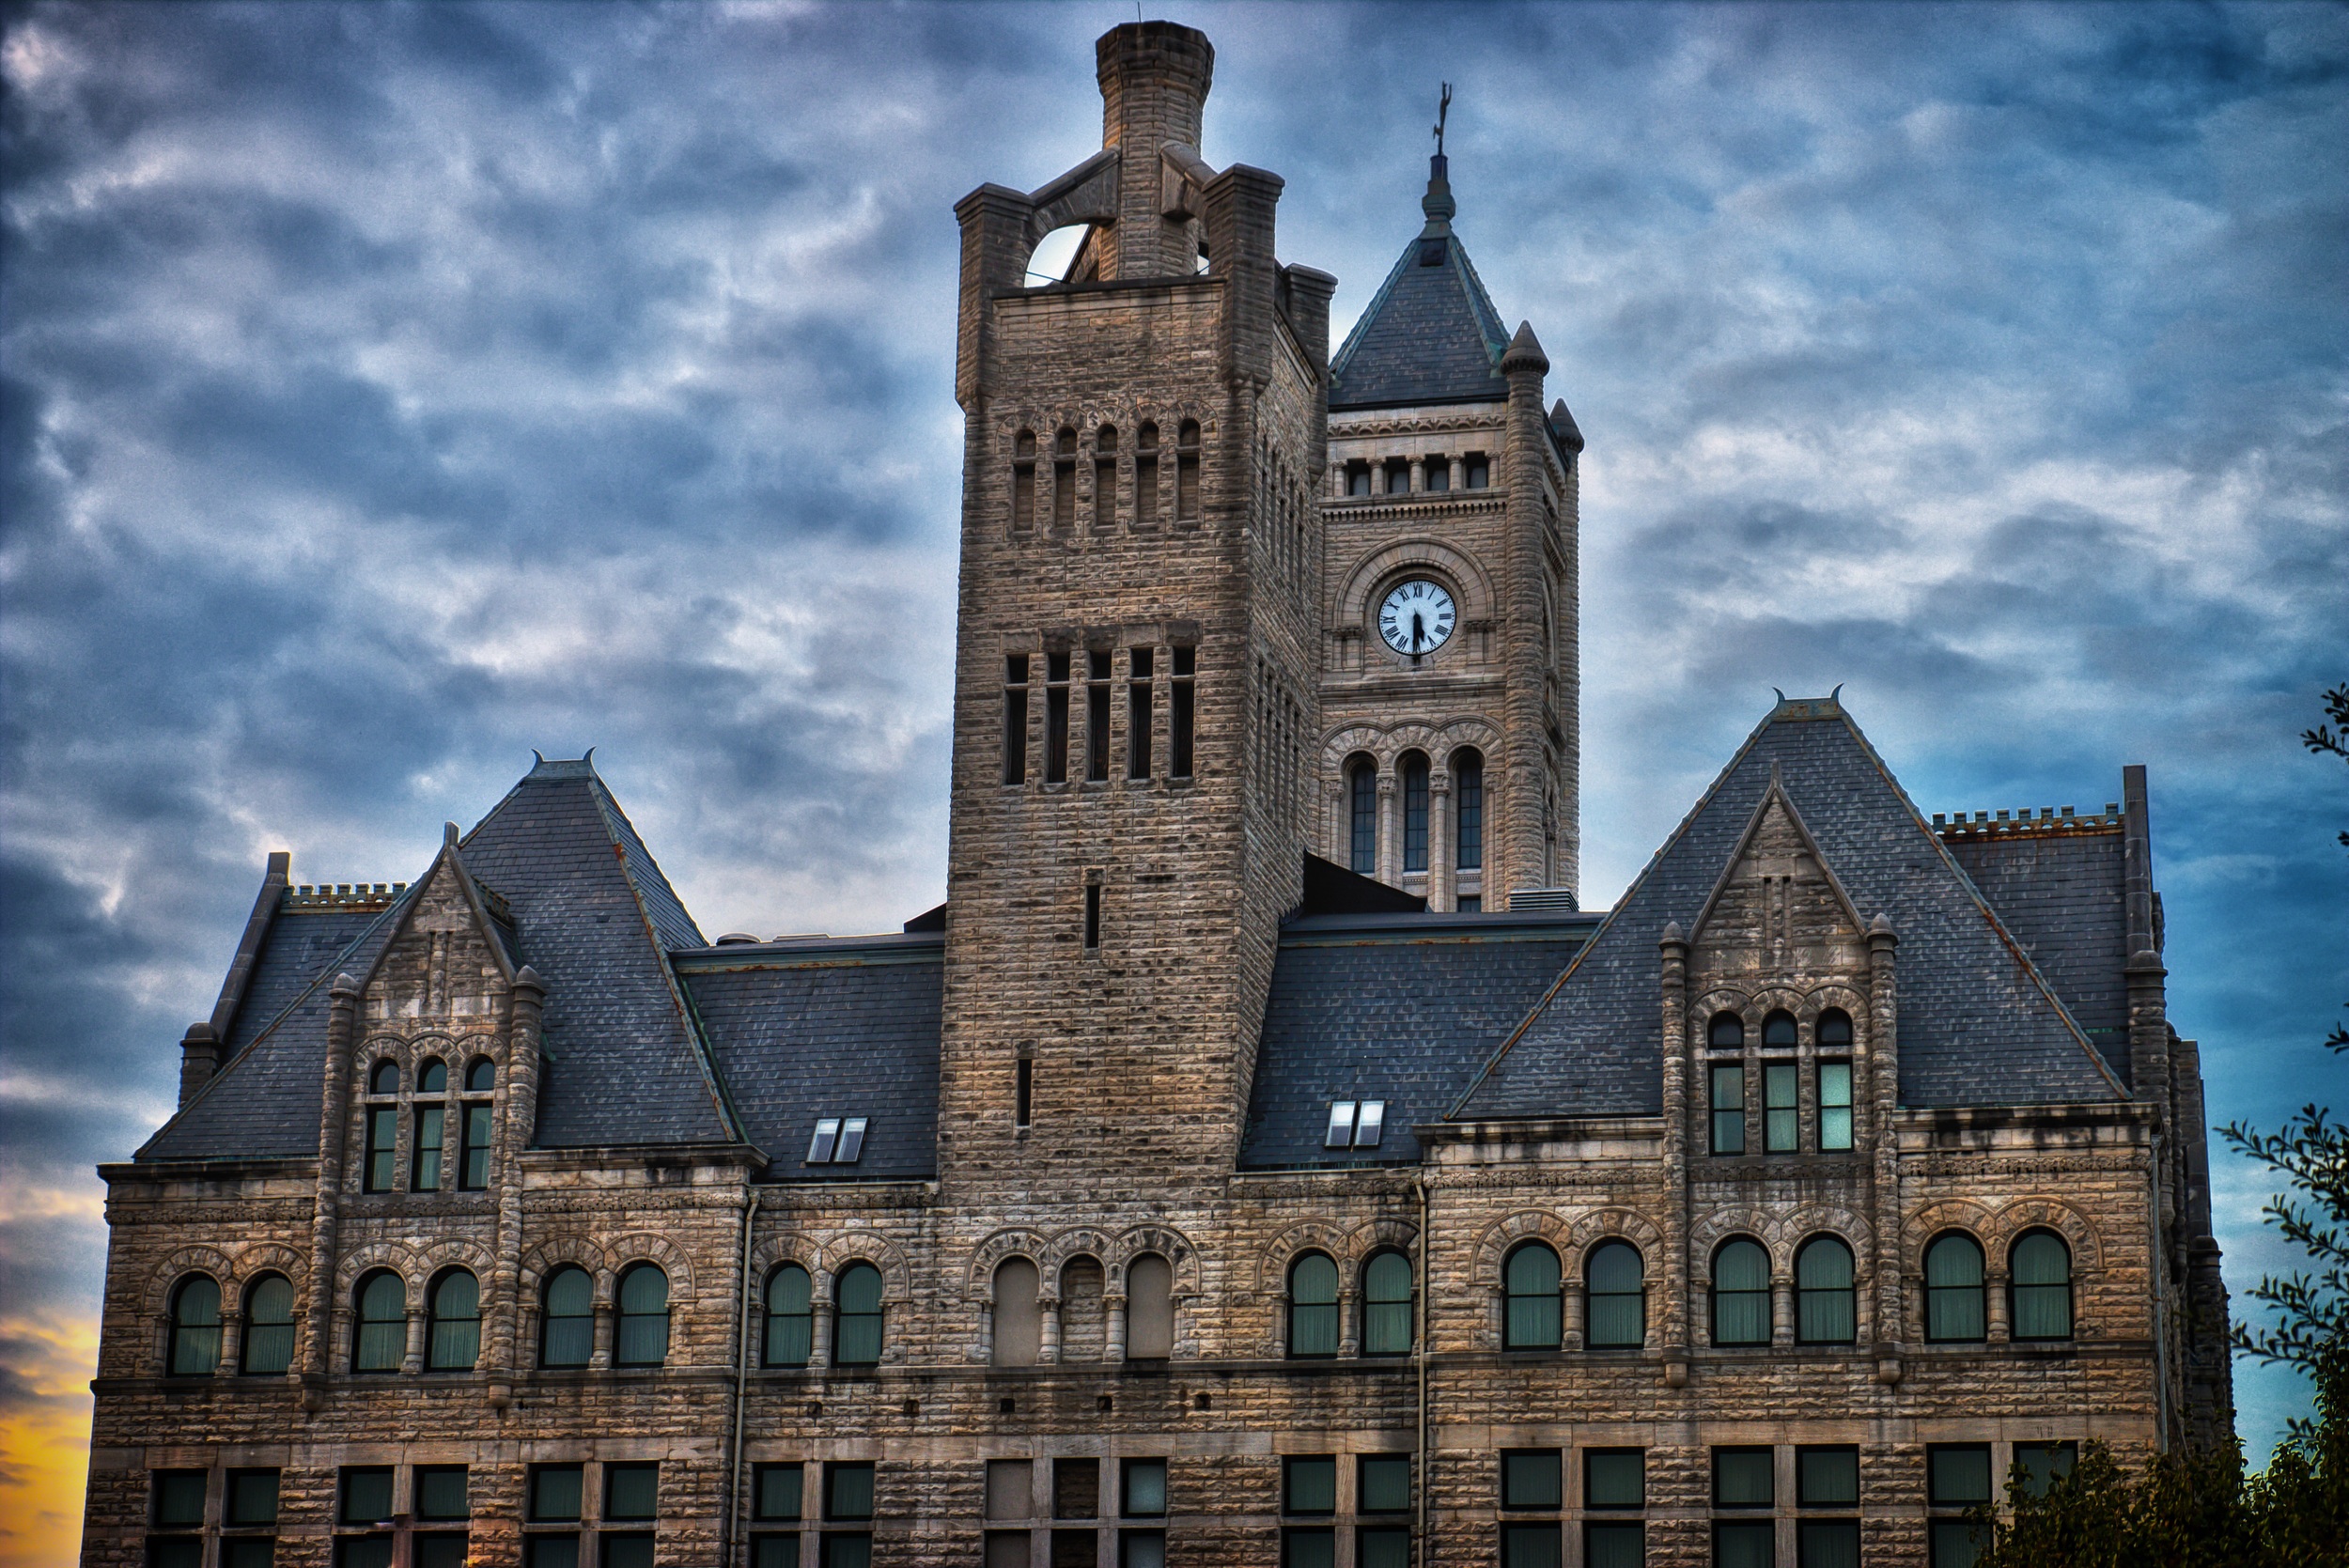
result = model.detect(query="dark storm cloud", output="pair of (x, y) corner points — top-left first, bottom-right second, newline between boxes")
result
(1, 3), (2341, 1530)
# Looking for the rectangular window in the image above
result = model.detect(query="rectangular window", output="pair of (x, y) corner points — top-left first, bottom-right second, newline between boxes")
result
(1050, 1529), (1091, 1566)
(1710, 1064), (1746, 1155)
(2016, 1442), (2077, 1498)
(1359, 1528), (1409, 1568)
(148, 1540), (203, 1568)
(985, 1460), (1031, 1521)
(364, 1107), (397, 1191)
(605, 1463), (659, 1522)
(819, 1538), (872, 1568)
(1004, 655), (1030, 784)
(1501, 1524), (1561, 1568)
(413, 1105), (444, 1189)
(1283, 1529), (1335, 1568)
(1457, 895), (1481, 912)
(1714, 1520), (1774, 1568)
(460, 1103), (491, 1188)
(1096, 453), (1117, 529)
(1084, 883), (1101, 950)
(825, 1463), (875, 1521)
(1325, 1101), (1357, 1148)
(1046, 651), (1071, 784)
(226, 1469), (279, 1527)
(1088, 651), (1112, 781)
(222, 1542), (278, 1568)
(1122, 1458), (1167, 1517)
(1818, 1062), (1852, 1151)
(754, 1464), (804, 1522)
(1014, 448), (1036, 530)
(1170, 646), (1194, 779)
(530, 1465), (584, 1523)
(1128, 648), (1153, 779)
(523, 1537), (580, 1568)
(1797, 1448), (1858, 1509)
(1359, 1455), (1409, 1514)
(1053, 456), (1077, 531)
(412, 1537), (466, 1568)
(1121, 1530), (1168, 1568)
(807, 1118), (840, 1164)
(1584, 1523), (1642, 1568)
(340, 1467), (396, 1527)
(1585, 1450), (1644, 1510)
(1930, 1520), (1986, 1568)
(1174, 444), (1199, 520)
(1354, 1100), (1385, 1147)
(1283, 1455), (1336, 1516)
(336, 1539), (395, 1568)
(1136, 452), (1159, 528)
(152, 1472), (208, 1529)
(1501, 1451), (1562, 1511)
(412, 1467), (467, 1521)
(984, 1533), (1027, 1568)
(1465, 454), (1490, 489)
(1015, 1058), (1033, 1128)
(1053, 1457), (1099, 1519)
(1455, 760), (1483, 870)
(600, 1535), (654, 1568)
(1765, 1063), (1798, 1152)
(1403, 764), (1428, 873)
(833, 1116), (867, 1163)
(1712, 1448), (1774, 1508)
(1927, 1446), (1993, 1509)
(1797, 1520), (1859, 1568)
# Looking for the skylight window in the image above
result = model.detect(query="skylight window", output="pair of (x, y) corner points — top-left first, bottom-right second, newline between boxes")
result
(1325, 1100), (1387, 1149)
(805, 1117), (869, 1165)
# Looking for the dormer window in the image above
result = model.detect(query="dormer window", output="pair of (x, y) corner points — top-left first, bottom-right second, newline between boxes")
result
(806, 1117), (869, 1165)
(1324, 1100), (1386, 1148)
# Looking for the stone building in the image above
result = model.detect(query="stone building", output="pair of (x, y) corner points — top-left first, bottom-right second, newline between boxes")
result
(81, 22), (2229, 1568)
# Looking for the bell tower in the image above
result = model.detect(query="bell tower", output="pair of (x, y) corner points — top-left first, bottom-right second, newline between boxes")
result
(938, 23), (1333, 1198)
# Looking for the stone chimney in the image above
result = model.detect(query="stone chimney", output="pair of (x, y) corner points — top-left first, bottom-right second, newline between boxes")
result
(1095, 21), (1214, 279)
(179, 1021), (220, 1107)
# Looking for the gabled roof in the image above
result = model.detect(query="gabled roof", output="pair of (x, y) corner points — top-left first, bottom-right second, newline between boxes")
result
(1455, 696), (2127, 1121)
(1329, 154), (1513, 411)
(1942, 819), (2133, 1080)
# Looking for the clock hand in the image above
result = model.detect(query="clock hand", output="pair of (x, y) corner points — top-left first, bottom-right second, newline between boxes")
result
(1412, 612), (1425, 652)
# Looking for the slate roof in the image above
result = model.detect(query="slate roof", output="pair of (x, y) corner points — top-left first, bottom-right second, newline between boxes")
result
(1240, 909), (1597, 1168)
(1329, 155), (1512, 411)
(677, 935), (943, 1182)
(1943, 824), (2132, 1079)
(1455, 697), (2127, 1121)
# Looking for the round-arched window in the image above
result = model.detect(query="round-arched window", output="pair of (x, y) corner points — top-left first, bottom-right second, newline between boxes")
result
(766, 1264), (814, 1367)
(465, 1058), (495, 1093)
(1586, 1242), (1645, 1349)
(1925, 1234), (1986, 1343)
(1503, 1242), (1562, 1350)
(368, 1061), (400, 1095)
(835, 1263), (884, 1366)
(614, 1265), (670, 1367)
(1361, 1250), (1412, 1357)
(417, 1059), (447, 1094)
(1818, 1009), (1854, 1048)
(1711, 1240), (1770, 1346)
(539, 1266), (593, 1368)
(241, 1274), (296, 1374)
(1797, 1236), (1857, 1344)
(2011, 1232), (2074, 1341)
(428, 1270), (480, 1370)
(1763, 1011), (1798, 1048)
(168, 1275), (222, 1376)
(989, 1257), (1040, 1369)
(1709, 1013), (1746, 1050)
(1287, 1253), (1340, 1358)
(352, 1271), (405, 1373)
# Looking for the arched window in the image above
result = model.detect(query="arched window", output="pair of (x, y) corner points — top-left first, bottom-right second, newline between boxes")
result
(368, 1060), (400, 1095)
(1287, 1253), (1339, 1358)
(1013, 429), (1038, 530)
(1052, 427), (1079, 531)
(1817, 1009), (1853, 1049)
(417, 1058), (446, 1094)
(834, 1263), (884, 1365)
(1503, 1242), (1562, 1349)
(540, 1266), (593, 1368)
(1094, 425), (1118, 528)
(1585, 1242), (1645, 1349)
(1453, 748), (1484, 871)
(1400, 753), (1430, 873)
(765, 1264), (814, 1367)
(167, 1275), (222, 1376)
(428, 1269), (480, 1370)
(1134, 424), (1160, 527)
(465, 1057), (495, 1093)
(1126, 1252), (1174, 1360)
(1709, 1013), (1745, 1049)
(1347, 756), (1377, 875)
(1059, 1254), (1107, 1361)
(614, 1265), (670, 1367)
(352, 1271), (405, 1373)
(1763, 1010), (1798, 1048)
(1797, 1236), (1857, 1344)
(1174, 420), (1201, 520)
(2011, 1232), (2074, 1341)
(1711, 1240), (1770, 1346)
(1925, 1234), (1986, 1343)
(241, 1274), (295, 1374)
(1361, 1250), (1412, 1357)
(990, 1257), (1041, 1368)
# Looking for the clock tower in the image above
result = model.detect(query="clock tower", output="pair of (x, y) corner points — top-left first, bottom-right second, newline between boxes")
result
(1317, 149), (1582, 909)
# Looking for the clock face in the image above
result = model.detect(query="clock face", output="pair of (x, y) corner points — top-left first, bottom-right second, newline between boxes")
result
(1378, 580), (1456, 657)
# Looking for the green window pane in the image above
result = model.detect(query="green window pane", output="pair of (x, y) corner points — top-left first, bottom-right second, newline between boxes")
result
(1362, 1251), (1413, 1356)
(1818, 1063), (1852, 1150)
(819, 1536), (870, 1568)
(835, 1265), (883, 1364)
(1502, 1451), (1561, 1510)
(414, 1467), (467, 1521)
(429, 1271), (480, 1370)
(1283, 1529), (1335, 1568)
(756, 1465), (803, 1522)
(606, 1464), (659, 1521)
(524, 1537), (579, 1568)
(2016, 1443), (2076, 1498)
(170, 1277), (222, 1376)
(461, 1105), (491, 1189)
(531, 1467), (583, 1523)
(1359, 1528), (1410, 1568)
(242, 1275), (296, 1374)
(1797, 1448), (1858, 1507)
(1585, 1450), (1643, 1509)
(753, 1536), (798, 1568)
(1715, 1520), (1774, 1568)
(766, 1265), (813, 1366)
(148, 1539), (204, 1568)
(1587, 1243), (1645, 1347)
(1797, 1240), (1856, 1344)
(1713, 1448), (1774, 1508)
(222, 1540), (277, 1568)
(1584, 1522), (1643, 1568)
(366, 1108), (397, 1192)
(1122, 1459), (1166, 1517)
(1926, 1235), (1986, 1342)
(1928, 1447), (1992, 1506)
(341, 1468), (395, 1526)
(227, 1469), (280, 1525)
(153, 1472), (208, 1529)
(615, 1266), (670, 1367)
(1121, 1530), (1168, 1568)
(1284, 1456), (1335, 1515)
(413, 1536), (467, 1568)
(1797, 1520), (1859, 1568)
(1711, 1065), (1745, 1154)
(414, 1106), (443, 1190)
(600, 1534), (654, 1568)
(337, 1538), (394, 1568)
(826, 1463), (874, 1521)
(1930, 1519), (1984, 1568)
(1765, 1063), (1798, 1151)
(1505, 1245), (1561, 1349)
(1359, 1455), (1410, 1514)
(1501, 1523), (1561, 1568)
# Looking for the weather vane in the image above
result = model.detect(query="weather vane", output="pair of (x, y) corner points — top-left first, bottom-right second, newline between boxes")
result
(1434, 83), (1453, 155)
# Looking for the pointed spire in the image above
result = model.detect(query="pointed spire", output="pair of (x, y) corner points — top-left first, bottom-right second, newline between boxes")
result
(1421, 153), (1456, 238)
(1549, 397), (1584, 453)
(1500, 319), (1548, 375)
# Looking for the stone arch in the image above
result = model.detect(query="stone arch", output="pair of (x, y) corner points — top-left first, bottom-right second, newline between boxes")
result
(412, 1237), (497, 1284)
(1903, 1201), (1997, 1266)
(812, 1233), (910, 1303)
(1564, 1209), (1666, 1281)
(1334, 538), (1498, 629)
(1256, 1219), (1354, 1295)
(1044, 1227), (1117, 1276)
(1781, 1205), (1872, 1258)
(143, 1246), (238, 1324)
(228, 1244), (307, 1310)
(966, 1229), (1053, 1299)
(334, 1242), (423, 1301)
(1109, 1223), (1200, 1296)
(518, 1235), (612, 1299)
(608, 1233), (696, 1303)
(1346, 1217), (1420, 1262)
(1688, 1211), (1781, 1277)
(749, 1232), (819, 1286)
(1468, 1210), (1576, 1292)
(1320, 718), (1503, 778)
(1985, 1199), (2104, 1274)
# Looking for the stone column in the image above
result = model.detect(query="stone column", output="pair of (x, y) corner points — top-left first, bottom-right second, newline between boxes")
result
(1104, 1293), (1128, 1363)
(300, 972), (361, 1404)
(810, 1281), (832, 1367)
(1986, 1272), (2011, 1343)
(1431, 770), (1455, 911)
(1038, 1294), (1063, 1365)
(215, 1308), (243, 1378)
(487, 964), (546, 1407)
(1408, 458), (1425, 494)
(590, 1298), (614, 1372)
(1327, 781), (1348, 864)
(403, 1306), (427, 1375)
(1658, 924), (1692, 1386)
(1377, 771), (1399, 887)
(1562, 1277), (1585, 1353)
(1867, 913), (1905, 1385)
(1338, 1286), (1359, 1358)
(1772, 1273), (1797, 1347)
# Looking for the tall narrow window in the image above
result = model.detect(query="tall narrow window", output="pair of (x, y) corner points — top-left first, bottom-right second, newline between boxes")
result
(1797, 1236), (1857, 1344)
(1170, 646), (1195, 779)
(1003, 654), (1030, 785)
(540, 1267), (593, 1367)
(1347, 463), (1372, 497)
(1094, 425), (1118, 529)
(1286, 1253), (1339, 1358)
(1423, 454), (1450, 492)
(1401, 753), (1429, 874)
(1925, 1234), (1986, 1343)
(1127, 648), (1153, 779)
(413, 1103), (445, 1191)
(991, 1257), (1041, 1368)
(352, 1271), (405, 1373)
(241, 1274), (296, 1374)
(1126, 1252), (1174, 1358)
(2011, 1232), (2074, 1340)
(1928, 1445), (1993, 1567)
(1384, 460), (1409, 496)
(1361, 1250), (1412, 1356)
(1045, 650), (1071, 784)
(614, 1265), (670, 1367)
(1709, 1013), (1745, 1050)
(1015, 1056), (1034, 1127)
(460, 1097), (491, 1190)
(1174, 420), (1200, 520)
(428, 1270), (480, 1370)
(1464, 453), (1490, 489)
(1503, 1242), (1562, 1349)
(1134, 423), (1159, 528)
(1711, 1240), (1770, 1345)
(1454, 749), (1484, 870)
(1818, 1060), (1853, 1152)
(364, 1096), (397, 1193)
(1083, 883), (1101, 950)
(1711, 1063), (1747, 1155)
(1585, 1242), (1645, 1348)
(1012, 430), (1036, 530)
(1052, 427), (1078, 531)
(1765, 1062), (1799, 1152)
(1348, 758), (1377, 875)
(168, 1275), (222, 1376)
(834, 1263), (883, 1365)
(1086, 651), (1112, 781)
(765, 1265), (813, 1366)
(1763, 1010), (1798, 1048)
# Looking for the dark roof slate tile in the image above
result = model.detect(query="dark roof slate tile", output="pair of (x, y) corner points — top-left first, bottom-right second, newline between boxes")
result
(1944, 828), (2132, 1079)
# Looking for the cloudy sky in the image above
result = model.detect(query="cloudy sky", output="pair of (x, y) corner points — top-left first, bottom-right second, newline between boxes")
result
(3, 1), (2342, 1559)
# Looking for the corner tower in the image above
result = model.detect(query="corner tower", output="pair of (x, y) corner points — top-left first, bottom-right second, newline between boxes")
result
(1317, 148), (1582, 908)
(941, 23), (1333, 1197)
